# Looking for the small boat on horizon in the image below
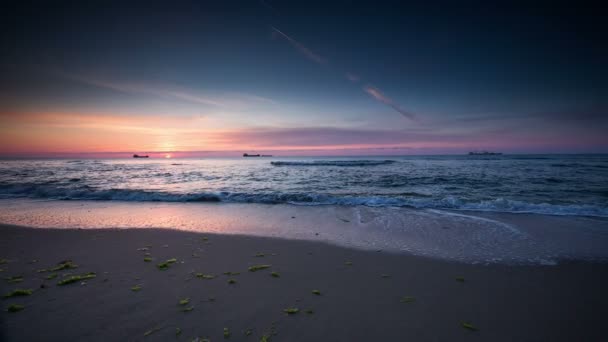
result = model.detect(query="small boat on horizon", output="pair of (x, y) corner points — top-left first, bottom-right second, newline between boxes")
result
(243, 153), (273, 157)
(468, 151), (502, 155)
(133, 154), (149, 158)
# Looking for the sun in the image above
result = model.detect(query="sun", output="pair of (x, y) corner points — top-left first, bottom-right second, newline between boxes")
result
(165, 154), (172, 159)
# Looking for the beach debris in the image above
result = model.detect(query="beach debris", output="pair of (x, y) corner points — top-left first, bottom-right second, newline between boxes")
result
(57, 272), (96, 286)
(305, 309), (314, 314)
(345, 261), (353, 266)
(228, 279), (237, 284)
(455, 276), (465, 282)
(223, 271), (240, 276)
(176, 328), (182, 336)
(312, 290), (321, 295)
(461, 322), (478, 331)
(400, 296), (415, 303)
(131, 284), (142, 292)
(179, 298), (190, 306)
(248, 264), (271, 272)
(144, 326), (162, 336)
(46, 273), (58, 280)
(40, 260), (78, 273)
(283, 307), (299, 315)
(143, 257), (152, 262)
(157, 258), (178, 270)
(196, 273), (215, 279)
(7, 304), (25, 312)
(271, 272), (280, 278)
(5, 275), (23, 283)
(3, 289), (33, 298)
(224, 327), (231, 338)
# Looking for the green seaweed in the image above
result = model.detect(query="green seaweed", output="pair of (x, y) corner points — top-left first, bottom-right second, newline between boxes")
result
(245, 329), (252, 336)
(6, 275), (23, 283)
(175, 328), (182, 336)
(144, 326), (161, 336)
(0, 259), (7, 265)
(3, 289), (33, 298)
(157, 258), (178, 270)
(178, 298), (190, 305)
(345, 261), (353, 266)
(181, 306), (194, 312)
(224, 327), (231, 338)
(7, 304), (24, 312)
(248, 265), (271, 272)
(270, 272), (280, 278)
(283, 307), (299, 314)
(228, 279), (237, 284)
(50, 260), (78, 272)
(143, 257), (152, 262)
(312, 290), (321, 295)
(46, 273), (58, 280)
(57, 272), (96, 285)
(131, 284), (142, 292)
(196, 273), (215, 279)
(223, 271), (240, 276)
(455, 276), (465, 282)
(260, 334), (270, 342)
(400, 296), (415, 303)
(461, 322), (478, 331)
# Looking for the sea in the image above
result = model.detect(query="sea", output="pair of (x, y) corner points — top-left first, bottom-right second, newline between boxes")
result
(1, 154), (607, 217)
(1, 154), (608, 264)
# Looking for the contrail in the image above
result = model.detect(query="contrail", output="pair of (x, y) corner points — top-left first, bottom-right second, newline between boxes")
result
(271, 26), (327, 65)
(269, 25), (415, 120)
(364, 85), (416, 120)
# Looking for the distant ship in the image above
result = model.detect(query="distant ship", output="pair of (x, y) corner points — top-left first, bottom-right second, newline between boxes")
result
(243, 153), (273, 157)
(468, 151), (502, 155)
(133, 154), (149, 158)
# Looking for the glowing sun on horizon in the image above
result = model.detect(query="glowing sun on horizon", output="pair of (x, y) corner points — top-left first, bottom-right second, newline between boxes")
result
(165, 154), (172, 159)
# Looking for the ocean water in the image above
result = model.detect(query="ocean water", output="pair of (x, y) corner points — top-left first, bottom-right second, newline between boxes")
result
(1, 154), (607, 217)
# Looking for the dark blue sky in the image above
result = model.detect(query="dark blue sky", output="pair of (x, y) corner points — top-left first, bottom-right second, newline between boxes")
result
(1, 1), (607, 154)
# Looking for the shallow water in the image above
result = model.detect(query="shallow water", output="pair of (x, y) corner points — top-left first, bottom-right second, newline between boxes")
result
(1, 154), (607, 217)
(1, 199), (607, 265)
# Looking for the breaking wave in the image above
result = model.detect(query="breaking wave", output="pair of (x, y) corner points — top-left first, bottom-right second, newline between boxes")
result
(1, 182), (606, 217)
(270, 160), (396, 166)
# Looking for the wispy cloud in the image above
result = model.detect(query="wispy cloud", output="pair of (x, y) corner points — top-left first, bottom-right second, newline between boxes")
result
(271, 26), (328, 65)
(52, 70), (276, 109)
(363, 85), (416, 120)
(269, 26), (415, 120)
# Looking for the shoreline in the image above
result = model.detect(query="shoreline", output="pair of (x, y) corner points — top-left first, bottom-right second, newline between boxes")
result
(1, 199), (608, 265)
(2, 224), (608, 341)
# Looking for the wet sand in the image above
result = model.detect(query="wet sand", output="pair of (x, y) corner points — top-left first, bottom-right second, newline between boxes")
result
(1, 224), (608, 341)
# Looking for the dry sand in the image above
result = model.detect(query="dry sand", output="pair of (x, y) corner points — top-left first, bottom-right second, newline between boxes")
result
(1, 224), (607, 341)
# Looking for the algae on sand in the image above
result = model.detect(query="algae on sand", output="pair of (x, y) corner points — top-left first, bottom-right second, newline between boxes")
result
(57, 272), (96, 285)
(461, 322), (478, 331)
(6, 304), (24, 312)
(312, 289), (321, 295)
(283, 307), (299, 314)
(248, 265), (271, 272)
(271, 272), (280, 278)
(3, 289), (33, 298)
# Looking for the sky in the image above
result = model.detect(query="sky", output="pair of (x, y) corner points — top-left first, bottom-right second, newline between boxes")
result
(1, 1), (606, 157)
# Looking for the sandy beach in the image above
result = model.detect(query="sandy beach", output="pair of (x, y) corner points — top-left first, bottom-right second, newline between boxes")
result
(2, 224), (608, 341)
